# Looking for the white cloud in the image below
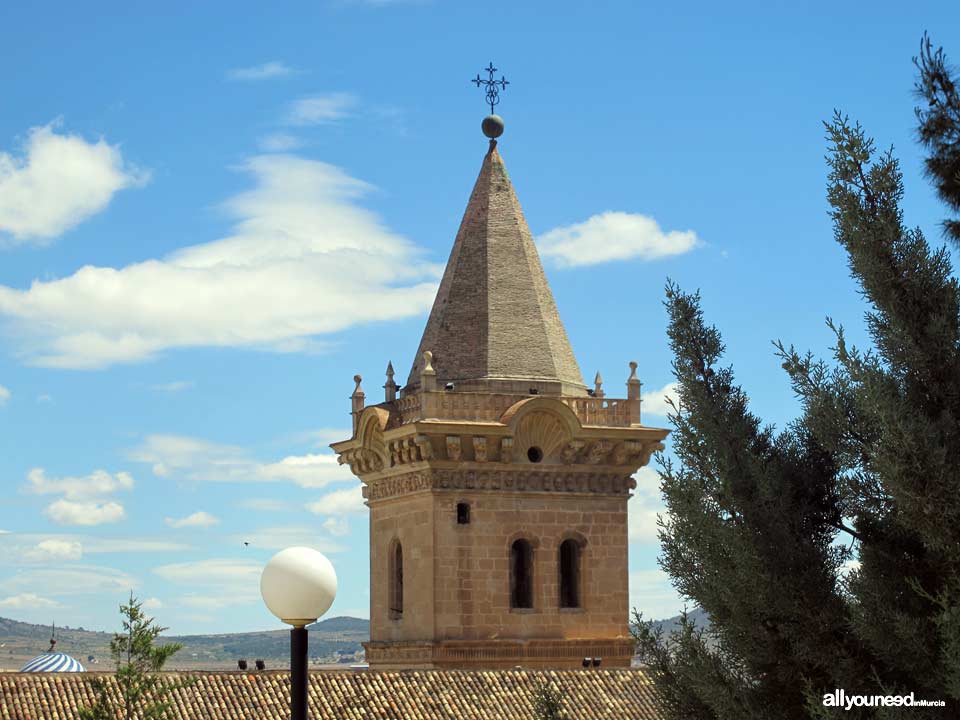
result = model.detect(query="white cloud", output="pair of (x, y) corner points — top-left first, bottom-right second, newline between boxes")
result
(258, 454), (350, 488)
(0, 154), (439, 369)
(154, 558), (261, 584)
(153, 559), (264, 607)
(630, 569), (685, 621)
(178, 594), (244, 610)
(82, 538), (188, 553)
(142, 597), (163, 609)
(129, 434), (354, 488)
(130, 435), (246, 477)
(322, 517), (350, 536)
(0, 123), (148, 245)
(0, 384), (9, 405)
(537, 211), (699, 268)
(25, 539), (83, 562)
(0, 533), (187, 563)
(23, 467), (132, 527)
(629, 467), (665, 544)
(44, 499), (125, 526)
(228, 61), (293, 81)
(0, 565), (138, 596)
(150, 380), (194, 393)
(37, 393), (52, 403)
(306, 486), (365, 516)
(0, 592), (61, 609)
(260, 133), (302, 152)
(641, 381), (678, 419)
(284, 427), (353, 447)
(165, 511), (219, 529)
(25, 468), (134, 499)
(286, 93), (356, 125)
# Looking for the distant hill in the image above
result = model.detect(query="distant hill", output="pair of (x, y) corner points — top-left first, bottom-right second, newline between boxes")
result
(646, 607), (711, 637)
(3, 611), (710, 671)
(0, 615), (369, 671)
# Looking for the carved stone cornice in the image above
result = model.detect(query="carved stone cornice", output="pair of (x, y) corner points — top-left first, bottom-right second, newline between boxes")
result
(364, 637), (635, 666)
(361, 468), (639, 502)
(333, 397), (668, 479)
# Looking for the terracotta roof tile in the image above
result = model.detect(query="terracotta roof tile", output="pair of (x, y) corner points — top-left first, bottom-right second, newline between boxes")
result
(1, 668), (663, 719)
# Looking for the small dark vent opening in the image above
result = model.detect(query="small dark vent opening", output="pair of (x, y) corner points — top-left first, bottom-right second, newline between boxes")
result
(527, 446), (543, 463)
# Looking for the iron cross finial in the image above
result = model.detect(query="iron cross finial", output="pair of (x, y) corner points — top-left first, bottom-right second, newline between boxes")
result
(472, 62), (509, 114)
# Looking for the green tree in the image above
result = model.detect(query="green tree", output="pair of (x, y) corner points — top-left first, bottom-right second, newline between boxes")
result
(634, 35), (960, 719)
(79, 592), (190, 720)
(915, 33), (960, 246)
(632, 279), (870, 720)
(531, 677), (569, 720)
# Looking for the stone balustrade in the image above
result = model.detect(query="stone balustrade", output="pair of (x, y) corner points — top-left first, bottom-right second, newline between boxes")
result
(389, 391), (640, 427)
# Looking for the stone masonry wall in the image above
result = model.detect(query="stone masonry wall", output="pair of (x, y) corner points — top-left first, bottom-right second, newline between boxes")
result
(370, 490), (630, 645)
(369, 493), (437, 643)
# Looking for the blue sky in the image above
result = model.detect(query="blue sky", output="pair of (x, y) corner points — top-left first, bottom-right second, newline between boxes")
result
(1, 1), (958, 636)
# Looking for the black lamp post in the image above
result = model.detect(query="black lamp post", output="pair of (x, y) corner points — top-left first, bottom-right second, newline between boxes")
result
(260, 547), (338, 720)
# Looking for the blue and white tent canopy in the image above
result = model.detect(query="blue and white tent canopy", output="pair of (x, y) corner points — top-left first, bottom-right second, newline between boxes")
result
(20, 652), (85, 673)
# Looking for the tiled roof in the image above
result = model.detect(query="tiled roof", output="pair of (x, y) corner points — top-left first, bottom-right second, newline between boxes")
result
(1, 668), (663, 719)
(405, 140), (587, 396)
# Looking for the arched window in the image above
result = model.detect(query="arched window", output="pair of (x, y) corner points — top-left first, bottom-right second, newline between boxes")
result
(389, 540), (403, 617)
(559, 538), (582, 608)
(510, 539), (534, 609)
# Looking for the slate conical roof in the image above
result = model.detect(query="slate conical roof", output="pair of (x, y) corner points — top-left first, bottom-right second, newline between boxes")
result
(406, 140), (586, 396)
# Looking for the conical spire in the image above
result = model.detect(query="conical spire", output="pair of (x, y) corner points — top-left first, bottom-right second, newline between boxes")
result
(405, 140), (586, 396)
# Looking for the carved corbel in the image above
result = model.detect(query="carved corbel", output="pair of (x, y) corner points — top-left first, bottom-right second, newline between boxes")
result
(446, 436), (462, 461)
(639, 441), (666, 467)
(389, 441), (403, 466)
(586, 440), (613, 464)
(415, 435), (433, 461)
(561, 440), (585, 464)
(473, 436), (488, 462)
(500, 437), (514, 463)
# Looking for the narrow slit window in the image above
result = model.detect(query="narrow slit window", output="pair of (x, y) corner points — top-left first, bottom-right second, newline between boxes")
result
(559, 539), (581, 608)
(390, 541), (403, 617)
(510, 539), (534, 609)
(457, 502), (471, 524)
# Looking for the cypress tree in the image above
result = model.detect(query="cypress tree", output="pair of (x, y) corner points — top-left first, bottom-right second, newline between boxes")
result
(915, 33), (960, 246)
(635, 34), (960, 719)
(633, 280), (870, 720)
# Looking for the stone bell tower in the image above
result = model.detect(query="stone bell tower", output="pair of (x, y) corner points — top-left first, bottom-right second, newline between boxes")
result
(331, 101), (669, 669)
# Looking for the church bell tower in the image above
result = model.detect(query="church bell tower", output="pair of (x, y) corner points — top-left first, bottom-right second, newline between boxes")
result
(331, 73), (669, 669)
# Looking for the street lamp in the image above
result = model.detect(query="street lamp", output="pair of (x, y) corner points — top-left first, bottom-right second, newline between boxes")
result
(260, 547), (338, 720)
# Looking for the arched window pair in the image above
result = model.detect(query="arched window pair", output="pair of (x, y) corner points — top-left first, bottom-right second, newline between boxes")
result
(509, 537), (583, 610)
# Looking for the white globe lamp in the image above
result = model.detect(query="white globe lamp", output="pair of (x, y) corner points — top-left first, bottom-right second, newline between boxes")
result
(261, 546), (338, 626)
(260, 547), (338, 720)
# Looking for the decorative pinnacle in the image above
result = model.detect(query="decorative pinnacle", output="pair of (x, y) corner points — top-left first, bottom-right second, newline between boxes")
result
(594, 371), (605, 397)
(422, 350), (436, 375)
(473, 62), (509, 114)
(384, 361), (398, 401)
(352, 374), (364, 395)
